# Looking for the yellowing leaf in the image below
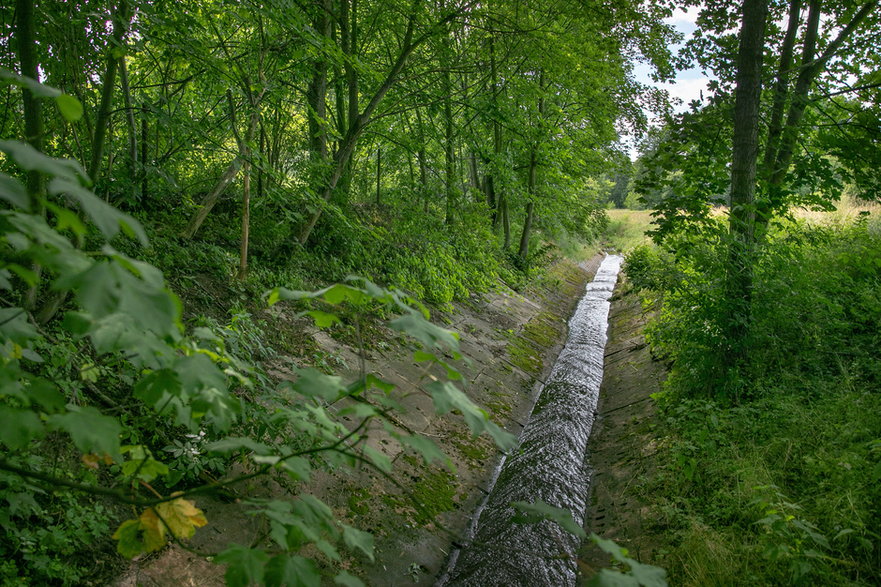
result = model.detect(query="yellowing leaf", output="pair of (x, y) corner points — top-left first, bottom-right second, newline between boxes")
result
(81, 452), (113, 469)
(154, 497), (208, 539)
(139, 508), (168, 551)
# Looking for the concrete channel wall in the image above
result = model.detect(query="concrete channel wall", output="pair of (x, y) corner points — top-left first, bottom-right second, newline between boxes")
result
(116, 254), (602, 586)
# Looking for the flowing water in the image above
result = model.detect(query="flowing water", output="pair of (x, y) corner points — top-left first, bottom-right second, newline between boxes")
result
(439, 254), (624, 586)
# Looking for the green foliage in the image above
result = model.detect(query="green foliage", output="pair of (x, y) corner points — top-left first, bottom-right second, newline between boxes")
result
(632, 215), (881, 585)
(0, 458), (114, 586)
(0, 108), (516, 584)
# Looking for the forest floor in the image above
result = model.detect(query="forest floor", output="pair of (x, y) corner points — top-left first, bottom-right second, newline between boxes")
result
(114, 253), (604, 586)
(577, 277), (668, 579)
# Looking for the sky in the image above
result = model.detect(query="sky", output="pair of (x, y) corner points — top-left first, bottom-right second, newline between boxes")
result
(627, 6), (710, 157)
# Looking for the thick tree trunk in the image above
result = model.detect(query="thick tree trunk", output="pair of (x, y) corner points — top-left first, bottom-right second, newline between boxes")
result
(760, 0), (802, 181)
(724, 0), (769, 369)
(306, 0), (331, 191)
(16, 0), (44, 311)
(518, 149), (537, 264)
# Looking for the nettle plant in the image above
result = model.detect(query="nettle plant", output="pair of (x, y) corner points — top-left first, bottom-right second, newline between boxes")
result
(0, 79), (513, 586)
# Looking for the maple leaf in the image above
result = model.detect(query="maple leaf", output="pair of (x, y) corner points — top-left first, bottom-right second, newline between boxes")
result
(139, 508), (168, 551)
(154, 497), (208, 539)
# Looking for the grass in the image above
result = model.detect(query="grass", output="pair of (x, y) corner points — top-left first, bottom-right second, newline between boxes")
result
(793, 195), (881, 225)
(603, 208), (656, 252)
(632, 214), (881, 586)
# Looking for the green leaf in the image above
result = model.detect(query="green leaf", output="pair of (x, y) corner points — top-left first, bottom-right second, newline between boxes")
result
(216, 545), (269, 587)
(48, 177), (147, 244)
(278, 456), (311, 482)
(389, 310), (459, 351)
(0, 140), (87, 183)
(303, 310), (341, 328)
(0, 308), (37, 344)
(395, 433), (453, 470)
(7, 264), (39, 287)
(27, 379), (65, 412)
(55, 93), (84, 122)
(341, 524), (375, 561)
(113, 518), (148, 558)
(321, 283), (368, 305)
(176, 353), (227, 395)
(413, 350), (437, 362)
(265, 555), (320, 587)
(365, 373), (395, 393)
(588, 534), (668, 587)
(0, 68), (61, 97)
(289, 367), (347, 401)
(587, 569), (641, 587)
(207, 436), (273, 455)
(362, 445), (392, 473)
(511, 500), (586, 538)
(48, 405), (122, 461)
(0, 172), (29, 209)
(135, 369), (181, 407)
(0, 407), (45, 450)
(426, 380), (516, 451)
(334, 571), (365, 587)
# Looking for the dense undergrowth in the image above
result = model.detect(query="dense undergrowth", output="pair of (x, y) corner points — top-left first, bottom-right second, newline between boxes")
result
(626, 212), (881, 585)
(3, 136), (572, 584)
(1, 118), (608, 584)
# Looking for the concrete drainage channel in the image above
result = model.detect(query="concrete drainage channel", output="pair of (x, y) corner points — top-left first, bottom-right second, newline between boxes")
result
(439, 254), (624, 586)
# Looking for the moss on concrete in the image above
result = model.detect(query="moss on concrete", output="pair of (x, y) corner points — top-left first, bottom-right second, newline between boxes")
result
(507, 311), (565, 376)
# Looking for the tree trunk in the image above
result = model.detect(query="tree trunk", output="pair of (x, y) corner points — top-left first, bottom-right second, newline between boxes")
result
(757, 0), (877, 237)
(760, 0), (802, 181)
(500, 193), (510, 249)
(297, 6), (421, 245)
(724, 0), (769, 369)
(182, 98), (259, 239)
(489, 32), (503, 229)
(443, 67), (455, 225)
(119, 54), (138, 201)
(89, 0), (130, 182)
(140, 112), (148, 198)
(236, 160), (251, 280)
(518, 149), (537, 264)
(517, 201), (534, 265)
(16, 0), (44, 311)
(15, 0), (43, 201)
(519, 71), (544, 267)
(375, 147), (381, 206)
(469, 151), (480, 195)
(306, 0), (331, 193)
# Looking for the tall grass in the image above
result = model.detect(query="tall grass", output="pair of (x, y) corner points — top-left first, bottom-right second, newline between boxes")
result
(603, 208), (655, 251)
(628, 213), (881, 585)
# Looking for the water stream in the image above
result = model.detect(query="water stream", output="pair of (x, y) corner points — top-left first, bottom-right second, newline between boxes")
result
(439, 254), (624, 586)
